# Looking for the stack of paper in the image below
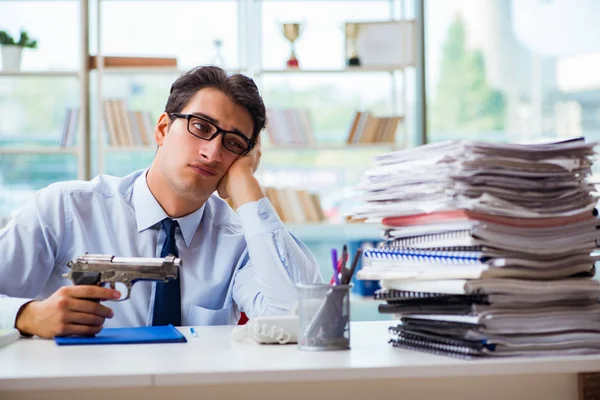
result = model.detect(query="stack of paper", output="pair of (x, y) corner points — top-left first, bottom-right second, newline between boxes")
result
(351, 138), (600, 358)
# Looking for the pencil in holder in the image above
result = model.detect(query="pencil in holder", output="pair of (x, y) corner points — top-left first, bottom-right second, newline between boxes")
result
(296, 283), (351, 351)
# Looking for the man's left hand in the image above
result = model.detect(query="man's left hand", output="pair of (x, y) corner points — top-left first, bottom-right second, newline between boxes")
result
(217, 135), (264, 208)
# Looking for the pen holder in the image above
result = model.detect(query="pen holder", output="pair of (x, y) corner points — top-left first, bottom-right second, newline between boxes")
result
(296, 283), (351, 351)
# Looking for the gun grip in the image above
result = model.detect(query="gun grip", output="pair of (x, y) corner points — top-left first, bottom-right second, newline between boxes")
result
(69, 271), (103, 303)
(70, 271), (102, 286)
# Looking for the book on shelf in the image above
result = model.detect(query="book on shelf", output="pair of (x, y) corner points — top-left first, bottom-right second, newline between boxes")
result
(60, 107), (79, 148)
(89, 55), (178, 69)
(103, 99), (153, 147)
(346, 111), (402, 144)
(264, 187), (325, 223)
(265, 108), (315, 146)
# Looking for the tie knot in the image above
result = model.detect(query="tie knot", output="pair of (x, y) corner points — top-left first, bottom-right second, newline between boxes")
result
(161, 218), (178, 239)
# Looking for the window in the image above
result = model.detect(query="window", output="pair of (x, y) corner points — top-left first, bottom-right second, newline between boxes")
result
(426, 0), (600, 144)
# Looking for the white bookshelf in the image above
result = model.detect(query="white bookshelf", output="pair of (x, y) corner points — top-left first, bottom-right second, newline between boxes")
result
(257, 67), (406, 74)
(263, 143), (398, 151)
(0, 71), (80, 77)
(0, 147), (79, 155)
(100, 66), (245, 75)
(284, 222), (382, 241)
(102, 145), (155, 152)
(0, 0), (89, 182)
(100, 67), (182, 75)
(101, 143), (395, 152)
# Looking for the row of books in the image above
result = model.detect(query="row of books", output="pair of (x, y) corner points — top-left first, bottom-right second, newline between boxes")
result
(346, 111), (402, 144)
(264, 108), (402, 146)
(59, 107), (80, 147)
(352, 138), (600, 358)
(264, 187), (325, 223)
(103, 99), (154, 147)
(265, 109), (315, 146)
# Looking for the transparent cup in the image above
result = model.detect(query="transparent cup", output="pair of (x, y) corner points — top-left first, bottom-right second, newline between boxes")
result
(296, 283), (351, 351)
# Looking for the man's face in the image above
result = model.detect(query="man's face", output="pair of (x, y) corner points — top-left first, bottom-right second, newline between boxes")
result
(157, 87), (254, 201)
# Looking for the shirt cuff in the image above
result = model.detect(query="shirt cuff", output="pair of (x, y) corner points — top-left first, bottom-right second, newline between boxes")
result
(0, 297), (34, 330)
(237, 197), (285, 239)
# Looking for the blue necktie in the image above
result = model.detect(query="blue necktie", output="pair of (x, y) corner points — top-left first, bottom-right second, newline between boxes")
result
(152, 218), (181, 326)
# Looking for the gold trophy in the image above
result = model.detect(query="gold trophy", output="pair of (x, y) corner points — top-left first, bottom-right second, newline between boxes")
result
(282, 23), (301, 68)
(345, 22), (361, 66)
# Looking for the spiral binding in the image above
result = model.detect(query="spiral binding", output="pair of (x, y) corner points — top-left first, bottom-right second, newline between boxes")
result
(378, 241), (484, 253)
(388, 337), (478, 359)
(375, 289), (447, 300)
(382, 229), (473, 245)
(363, 249), (482, 264)
(399, 318), (483, 331)
(389, 330), (488, 357)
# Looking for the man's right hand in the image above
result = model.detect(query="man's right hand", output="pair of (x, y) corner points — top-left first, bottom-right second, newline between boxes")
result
(15, 286), (120, 338)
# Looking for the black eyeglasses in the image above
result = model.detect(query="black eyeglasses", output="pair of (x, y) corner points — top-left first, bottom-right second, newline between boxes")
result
(170, 113), (254, 155)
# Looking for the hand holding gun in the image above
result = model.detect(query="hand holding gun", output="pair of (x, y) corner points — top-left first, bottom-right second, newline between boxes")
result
(63, 254), (181, 300)
(14, 254), (181, 338)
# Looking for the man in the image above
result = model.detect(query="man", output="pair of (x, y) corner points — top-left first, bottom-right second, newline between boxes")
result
(0, 66), (322, 338)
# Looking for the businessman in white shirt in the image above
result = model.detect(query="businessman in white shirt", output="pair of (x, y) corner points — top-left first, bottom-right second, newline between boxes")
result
(0, 66), (322, 338)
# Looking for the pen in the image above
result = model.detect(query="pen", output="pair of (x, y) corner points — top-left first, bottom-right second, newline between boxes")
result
(343, 248), (362, 285)
(331, 248), (339, 285)
(190, 327), (198, 338)
(340, 244), (348, 284)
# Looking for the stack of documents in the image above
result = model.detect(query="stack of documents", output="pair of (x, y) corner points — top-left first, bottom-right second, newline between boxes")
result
(352, 138), (600, 358)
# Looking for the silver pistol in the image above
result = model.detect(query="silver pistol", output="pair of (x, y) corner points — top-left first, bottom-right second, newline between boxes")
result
(63, 254), (181, 300)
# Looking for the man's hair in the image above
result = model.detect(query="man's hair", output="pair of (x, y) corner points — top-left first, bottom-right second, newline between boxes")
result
(165, 66), (266, 141)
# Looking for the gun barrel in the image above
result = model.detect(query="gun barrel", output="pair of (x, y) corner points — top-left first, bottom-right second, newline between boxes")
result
(69, 254), (180, 278)
(75, 254), (181, 267)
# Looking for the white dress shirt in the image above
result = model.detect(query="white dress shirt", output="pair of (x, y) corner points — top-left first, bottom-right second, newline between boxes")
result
(0, 169), (322, 330)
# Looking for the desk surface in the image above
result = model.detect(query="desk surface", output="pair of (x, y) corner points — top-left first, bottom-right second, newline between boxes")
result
(1, 321), (599, 391)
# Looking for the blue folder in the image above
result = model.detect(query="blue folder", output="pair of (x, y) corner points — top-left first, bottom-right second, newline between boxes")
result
(55, 324), (187, 346)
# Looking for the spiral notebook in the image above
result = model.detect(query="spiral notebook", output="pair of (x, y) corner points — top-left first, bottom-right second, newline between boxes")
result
(379, 224), (600, 256)
(358, 248), (595, 280)
(375, 288), (600, 308)
(379, 277), (600, 296)
(378, 298), (598, 315)
(389, 324), (600, 358)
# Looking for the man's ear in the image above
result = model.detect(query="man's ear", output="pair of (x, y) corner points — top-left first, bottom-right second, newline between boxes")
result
(154, 112), (171, 146)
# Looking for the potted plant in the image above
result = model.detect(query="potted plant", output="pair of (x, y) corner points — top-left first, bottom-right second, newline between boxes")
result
(0, 29), (38, 71)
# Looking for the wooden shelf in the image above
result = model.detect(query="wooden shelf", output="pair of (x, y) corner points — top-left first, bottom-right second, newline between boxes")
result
(0, 147), (79, 155)
(284, 222), (382, 242)
(99, 67), (244, 75)
(0, 71), (79, 77)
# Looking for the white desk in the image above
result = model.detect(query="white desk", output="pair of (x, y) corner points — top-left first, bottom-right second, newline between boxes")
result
(1, 321), (599, 400)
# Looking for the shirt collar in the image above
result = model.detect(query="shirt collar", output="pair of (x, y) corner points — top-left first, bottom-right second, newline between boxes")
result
(132, 169), (206, 248)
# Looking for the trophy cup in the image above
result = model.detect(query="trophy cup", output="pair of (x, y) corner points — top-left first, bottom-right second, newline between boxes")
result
(345, 22), (361, 66)
(282, 23), (301, 68)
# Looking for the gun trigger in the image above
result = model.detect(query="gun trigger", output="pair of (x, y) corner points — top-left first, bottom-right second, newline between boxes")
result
(110, 282), (116, 290)
(123, 283), (133, 301)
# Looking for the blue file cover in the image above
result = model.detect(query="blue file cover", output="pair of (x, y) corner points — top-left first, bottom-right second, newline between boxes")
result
(55, 324), (187, 346)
